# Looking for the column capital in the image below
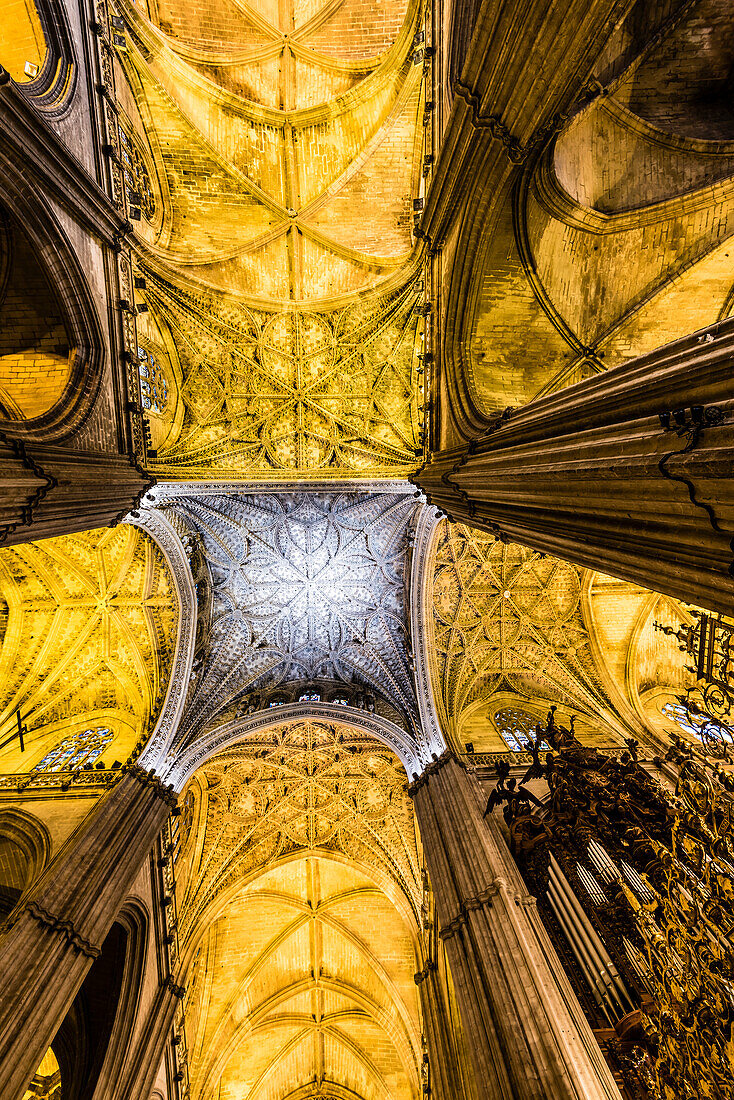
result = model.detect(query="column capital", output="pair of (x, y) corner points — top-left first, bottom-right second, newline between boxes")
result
(408, 749), (462, 794)
(124, 763), (179, 808)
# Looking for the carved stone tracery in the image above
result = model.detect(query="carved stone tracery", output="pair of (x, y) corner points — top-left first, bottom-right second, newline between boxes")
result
(159, 490), (422, 748)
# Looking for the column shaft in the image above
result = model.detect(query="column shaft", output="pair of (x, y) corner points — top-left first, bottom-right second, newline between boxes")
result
(417, 962), (467, 1100)
(0, 768), (175, 1100)
(116, 977), (185, 1100)
(411, 754), (620, 1100)
(417, 319), (734, 615)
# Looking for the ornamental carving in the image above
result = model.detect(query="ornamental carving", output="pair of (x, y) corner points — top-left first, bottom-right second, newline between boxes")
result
(163, 491), (421, 745)
(142, 276), (423, 479)
(180, 718), (421, 936)
(429, 521), (615, 742)
(0, 525), (178, 773)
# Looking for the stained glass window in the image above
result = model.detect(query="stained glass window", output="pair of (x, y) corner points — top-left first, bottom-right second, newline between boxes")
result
(137, 346), (168, 415)
(662, 701), (734, 747)
(118, 124), (155, 221)
(32, 728), (113, 772)
(493, 707), (549, 752)
(299, 692), (321, 702)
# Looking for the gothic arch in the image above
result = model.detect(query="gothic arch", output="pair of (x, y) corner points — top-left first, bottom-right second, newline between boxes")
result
(87, 900), (149, 1100)
(126, 508), (197, 775)
(50, 908), (147, 1100)
(175, 720), (424, 1100)
(165, 703), (428, 790)
(0, 190), (104, 442)
(0, 0), (76, 110)
(0, 806), (52, 915)
(408, 501), (447, 759)
(0, 523), (180, 777)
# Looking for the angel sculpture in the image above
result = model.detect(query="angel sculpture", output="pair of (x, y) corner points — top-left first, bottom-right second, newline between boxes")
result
(484, 762), (545, 820)
(520, 724), (549, 784)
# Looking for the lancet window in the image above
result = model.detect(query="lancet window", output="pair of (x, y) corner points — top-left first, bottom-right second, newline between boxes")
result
(138, 346), (168, 414)
(662, 701), (734, 747)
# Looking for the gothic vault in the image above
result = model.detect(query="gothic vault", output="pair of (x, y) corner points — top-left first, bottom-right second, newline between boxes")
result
(3, 2), (734, 1100)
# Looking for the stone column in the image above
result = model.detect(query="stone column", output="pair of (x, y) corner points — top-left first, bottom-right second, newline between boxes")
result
(116, 975), (186, 1100)
(416, 319), (734, 616)
(0, 767), (176, 1100)
(415, 959), (466, 1100)
(410, 753), (621, 1100)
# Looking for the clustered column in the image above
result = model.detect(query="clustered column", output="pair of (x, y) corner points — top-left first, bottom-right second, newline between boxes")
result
(0, 766), (177, 1100)
(417, 319), (734, 616)
(410, 752), (621, 1100)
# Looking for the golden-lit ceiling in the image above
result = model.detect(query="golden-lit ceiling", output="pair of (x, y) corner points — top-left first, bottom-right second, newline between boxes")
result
(426, 519), (690, 753)
(0, 524), (178, 774)
(114, 0), (426, 479)
(177, 720), (422, 1100)
(0, 0), (47, 84)
(443, 0), (734, 435)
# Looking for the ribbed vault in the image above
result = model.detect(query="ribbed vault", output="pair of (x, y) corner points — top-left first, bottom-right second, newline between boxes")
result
(112, 0), (427, 479)
(178, 719), (422, 1100)
(155, 488), (422, 750)
(0, 525), (178, 774)
(426, 519), (689, 753)
(439, 0), (734, 440)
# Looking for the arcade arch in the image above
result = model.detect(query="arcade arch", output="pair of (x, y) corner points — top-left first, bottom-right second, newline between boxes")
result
(173, 717), (427, 1100)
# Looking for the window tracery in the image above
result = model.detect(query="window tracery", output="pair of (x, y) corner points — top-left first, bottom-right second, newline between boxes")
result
(493, 707), (549, 752)
(32, 728), (113, 772)
(118, 125), (155, 222)
(137, 345), (168, 414)
(662, 701), (734, 748)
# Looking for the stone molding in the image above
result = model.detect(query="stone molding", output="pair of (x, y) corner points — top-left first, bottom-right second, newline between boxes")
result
(408, 504), (447, 761)
(25, 901), (101, 959)
(163, 976), (186, 999)
(408, 748), (456, 793)
(437, 879), (538, 941)
(125, 509), (196, 775)
(165, 702), (429, 790)
(124, 764), (178, 809)
(145, 479), (420, 503)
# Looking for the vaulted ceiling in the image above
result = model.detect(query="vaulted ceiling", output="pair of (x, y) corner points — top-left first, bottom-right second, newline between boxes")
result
(436, 0), (734, 447)
(155, 488), (422, 752)
(114, 0), (427, 480)
(426, 519), (691, 753)
(177, 720), (423, 1100)
(0, 524), (178, 775)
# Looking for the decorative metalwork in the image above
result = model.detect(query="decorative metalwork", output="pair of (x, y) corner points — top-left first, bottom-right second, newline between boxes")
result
(492, 708), (734, 1099)
(655, 612), (734, 757)
(632, 740), (734, 1100)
